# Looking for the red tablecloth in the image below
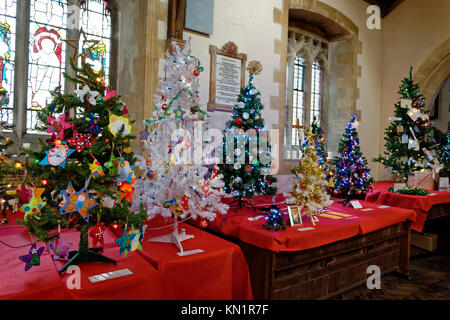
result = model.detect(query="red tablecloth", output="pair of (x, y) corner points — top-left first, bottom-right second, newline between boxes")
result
(130, 218), (253, 300)
(365, 181), (450, 232)
(1, 211), (253, 300)
(0, 226), (69, 300)
(191, 194), (416, 253)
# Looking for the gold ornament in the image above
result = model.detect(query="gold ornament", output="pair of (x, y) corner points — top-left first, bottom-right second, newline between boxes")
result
(247, 60), (263, 75)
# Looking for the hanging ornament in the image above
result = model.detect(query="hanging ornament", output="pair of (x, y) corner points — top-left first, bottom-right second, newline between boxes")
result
(21, 188), (46, 221)
(48, 239), (73, 260)
(89, 158), (105, 178)
(67, 130), (92, 152)
(200, 219), (208, 228)
(101, 195), (115, 209)
(108, 114), (132, 137)
(200, 180), (210, 196)
(174, 106), (186, 120)
(243, 112), (249, 120)
(75, 84), (100, 105)
(119, 180), (134, 204)
(90, 222), (107, 247)
(117, 158), (134, 184)
(104, 153), (118, 174)
(115, 229), (136, 257)
(129, 227), (144, 252)
(19, 243), (45, 271)
(102, 87), (116, 101)
(121, 105), (129, 117)
(84, 112), (101, 134)
(122, 138), (132, 153)
(234, 117), (242, 125)
(61, 188), (98, 222)
(180, 194), (190, 210)
(59, 181), (75, 213)
(46, 114), (73, 139)
(39, 142), (74, 168)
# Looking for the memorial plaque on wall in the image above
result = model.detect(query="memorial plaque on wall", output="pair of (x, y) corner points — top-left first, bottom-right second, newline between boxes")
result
(208, 42), (247, 112)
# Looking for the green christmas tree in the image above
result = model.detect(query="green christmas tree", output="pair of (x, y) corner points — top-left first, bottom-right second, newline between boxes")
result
(219, 61), (277, 208)
(373, 67), (440, 194)
(0, 90), (19, 224)
(19, 58), (146, 272)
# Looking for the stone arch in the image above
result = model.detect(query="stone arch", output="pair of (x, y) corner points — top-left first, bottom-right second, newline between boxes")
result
(414, 38), (450, 110)
(272, 0), (362, 175)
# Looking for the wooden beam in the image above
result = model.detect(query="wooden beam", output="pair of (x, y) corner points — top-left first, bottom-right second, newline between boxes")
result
(167, 0), (186, 51)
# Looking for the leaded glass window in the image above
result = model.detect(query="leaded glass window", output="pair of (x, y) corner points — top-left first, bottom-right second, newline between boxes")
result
(292, 55), (305, 146)
(310, 60), (322, 124)
(79, 0), (111, 82)
(27, 0), (68, 132)
(0, 0), (16, 126)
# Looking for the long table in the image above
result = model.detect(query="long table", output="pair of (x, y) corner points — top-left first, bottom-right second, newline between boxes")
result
(190, 194), (416, 299)
(0, 212), (253, 300)
(365, 181), (450, 232)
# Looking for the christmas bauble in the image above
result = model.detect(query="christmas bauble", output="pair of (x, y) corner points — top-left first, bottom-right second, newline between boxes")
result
(243, 112), (249, 120)
(235, 117), (242, 125)
(194, 69), (200, 77)
(244, 164), (251, 173)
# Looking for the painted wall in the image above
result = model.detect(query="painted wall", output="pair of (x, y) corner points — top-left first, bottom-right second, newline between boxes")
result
(379, 0), (450, 180)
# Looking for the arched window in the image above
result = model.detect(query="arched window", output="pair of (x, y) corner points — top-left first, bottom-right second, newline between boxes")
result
(79, 0), (112, 82)
(1, 0), (115, 135)
(0, 0), (17, 126)
(310, 59), (322, 124)
(27, 0), (69, 132)
(292, 54), (305, 146)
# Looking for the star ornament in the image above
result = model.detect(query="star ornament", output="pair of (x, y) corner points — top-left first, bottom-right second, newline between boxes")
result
(117, 159), (134, 184)
(39, 142), (75, 168)
(47, 114), (73, 139)
(21, 188), (46, 221)
(115, 230), (137, 257)
(102, 87), (117, 101)
(19, 244), (45, 271)
(59, 182), (75, 213)
(62, 188), (98, 222)
(89, 158), (105, 178)
(108, 114), (132, 137)
(75, 84), (100, 105)
(84, 112), (101, 134)
(67, 130), (92, 152)
(48, 239), (73, 260)
(174, 106), (185, 120)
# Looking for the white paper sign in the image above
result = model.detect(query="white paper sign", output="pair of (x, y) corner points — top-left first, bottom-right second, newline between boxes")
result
(215, 55), (242, 106)
(350, 200), (363, 209)
(297, 227), (315, 232)
(88, 268), (133, 283)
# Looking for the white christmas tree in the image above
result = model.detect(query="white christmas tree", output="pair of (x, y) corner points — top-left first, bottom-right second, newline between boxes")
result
(132, 40), (228, 252)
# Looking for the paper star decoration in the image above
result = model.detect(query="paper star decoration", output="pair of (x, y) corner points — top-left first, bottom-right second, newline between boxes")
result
(48, 239), (73, 260)
(174, 106), (185, 120)
(119, 181), (134, 204)
(104, 153), (118, 174)
(115, 230), (137, 257)
(101, 195), (115, 208)
(67, 130), (92, 152)
(90, 222), (107, 247)
(62, 188), (98, 222)
(102, 87), (116, 101)
(39, 142), (75, 168)
(47, 114), (73, 139)
(129, 227), (145, 252)
(84, 112), (101, 134)
(21, 188), (47, 221)
(89, 158), (105, 178)
(59, 182), (75, 213)
(117, 159), (134, 183)
(19, 244), (45, 271)
(75, 84), (100, 105)
(108, 114), (132, 137)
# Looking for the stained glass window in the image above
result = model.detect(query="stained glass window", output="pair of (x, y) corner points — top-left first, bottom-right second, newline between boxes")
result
(310, 60), (322, 125)
(27, 0), (68, 132)
(292, 55), (305, 146)
(0, 0), (16, 126)
(79, 0), (111, 83)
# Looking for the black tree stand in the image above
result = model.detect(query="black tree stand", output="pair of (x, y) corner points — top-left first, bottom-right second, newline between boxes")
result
(228, 196), (257, 213)
(58, 223), (116, 274)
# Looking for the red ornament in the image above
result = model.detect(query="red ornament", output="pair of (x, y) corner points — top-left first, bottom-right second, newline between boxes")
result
(105, 138), (110, 143)
(200, 220), (208, 228)
(122, 105), (129, 116)
(235, 117), (242, 125)
(244, 164), (251, 173)
(194, 69), (200, 77)
(162, 103), (168, 111)
(266, 180), (271, 185)
(90, 222), (107, 247)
